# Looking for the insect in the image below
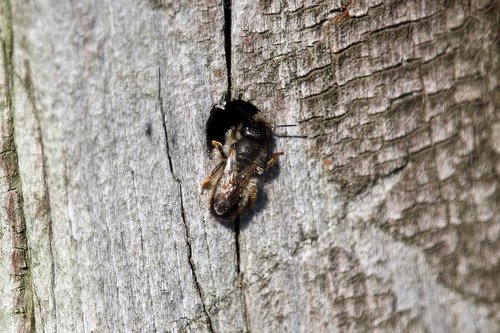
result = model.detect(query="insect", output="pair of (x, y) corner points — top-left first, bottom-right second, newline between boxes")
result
(201, 117), (283, 221)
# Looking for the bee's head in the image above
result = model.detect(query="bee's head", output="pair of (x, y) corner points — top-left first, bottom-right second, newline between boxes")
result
(241, 119), (271, 142)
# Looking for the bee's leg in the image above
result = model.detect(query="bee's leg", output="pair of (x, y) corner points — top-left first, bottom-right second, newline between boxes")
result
(265, 152), (284, 170)
(200, 175), (214, 192)
(211, 140), (227, 158)
(201, 177), (212, 190)
(201, 162), (224, 193)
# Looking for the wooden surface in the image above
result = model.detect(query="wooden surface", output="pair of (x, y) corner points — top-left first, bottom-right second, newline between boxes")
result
(0, 0), (498, 332)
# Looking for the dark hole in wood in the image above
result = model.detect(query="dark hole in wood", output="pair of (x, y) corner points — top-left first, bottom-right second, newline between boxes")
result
(205, 99), (260, 152)
(145, 122), (152, 137)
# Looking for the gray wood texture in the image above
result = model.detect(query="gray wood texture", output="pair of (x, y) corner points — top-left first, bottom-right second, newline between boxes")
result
(1, 0), (498, 332)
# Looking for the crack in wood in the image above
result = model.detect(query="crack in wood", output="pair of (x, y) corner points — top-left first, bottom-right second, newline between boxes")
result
(178, 186), (215, 333)
(234, 218), (241, 275)
(157, 67), (215, 333)
(234, 218), (250, 332)
(222, 2), (252, 330)
(157, 67), (175, 177)
(223, 0), (232, 100)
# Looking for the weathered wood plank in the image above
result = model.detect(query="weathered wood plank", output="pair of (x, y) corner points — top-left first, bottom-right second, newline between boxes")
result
(231, 0), (499, 332)
(1, 0), (498, 332)
(7, 0), (246, 332)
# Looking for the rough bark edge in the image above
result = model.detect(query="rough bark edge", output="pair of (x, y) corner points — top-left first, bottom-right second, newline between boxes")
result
(0, 0), (35, 331)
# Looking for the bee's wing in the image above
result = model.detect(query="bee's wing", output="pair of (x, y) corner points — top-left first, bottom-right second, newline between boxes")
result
(212, 149), (240, 215)
(212, 150), (259, 216)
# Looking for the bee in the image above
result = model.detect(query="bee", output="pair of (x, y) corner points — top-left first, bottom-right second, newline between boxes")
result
(201, 117), (283, 221)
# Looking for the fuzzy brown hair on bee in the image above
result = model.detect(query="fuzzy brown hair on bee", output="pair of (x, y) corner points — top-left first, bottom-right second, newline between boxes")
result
(201, 117), (282, 221)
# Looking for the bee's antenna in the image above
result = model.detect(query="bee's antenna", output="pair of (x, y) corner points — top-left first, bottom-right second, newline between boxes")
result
(274, 134), (308, 138)
(271, 123), (307, 138)
(272, 124), (307, 138)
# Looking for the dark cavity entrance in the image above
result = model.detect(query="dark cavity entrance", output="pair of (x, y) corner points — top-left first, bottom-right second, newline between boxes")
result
(205, 99), (260, 152)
